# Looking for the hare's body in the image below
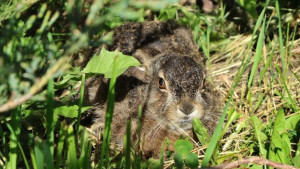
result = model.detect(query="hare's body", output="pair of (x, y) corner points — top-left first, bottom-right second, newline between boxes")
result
(83, 21), (220, 157)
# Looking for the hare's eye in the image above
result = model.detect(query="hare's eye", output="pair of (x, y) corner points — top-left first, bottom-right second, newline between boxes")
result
(158, 78), (166, 89)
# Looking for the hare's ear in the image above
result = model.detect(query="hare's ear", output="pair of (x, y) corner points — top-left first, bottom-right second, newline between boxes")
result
(125, 66), (151, 83)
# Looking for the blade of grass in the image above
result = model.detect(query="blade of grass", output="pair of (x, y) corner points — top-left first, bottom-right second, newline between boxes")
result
(55, 122), (66, 169)
(131, 106), (143, 169)
(8, 106), (21, 169)
(125, 120), (131, 169)
(6, 123), (29, 169)
(17, 137), (30, 169)
(67, 125), (78, 169)
(202, 95), (232, 167)
(77, 74), (85, 132)
(137, 105), (142, 153)
(98, 55), (118, 169)
(78, 126), (91, 169)
(30, 148), (38, 169)
(259, 39), (276, 82)
(34, 137), (44, 169)
(285, 23), (290, 70)
(44, 143), (54, 169)
(291, 70), (300, 84)
(45, 78), (54, 168)
(248, 17), (266, 87)
(276, 65), (298, 112)
(288, 23), (297, 63)
(254, 74), (278, 113)
(275, 0), (286, 79)
(159, 143), (164, 168)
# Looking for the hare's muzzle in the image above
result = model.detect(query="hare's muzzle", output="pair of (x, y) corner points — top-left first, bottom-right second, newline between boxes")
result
(179, 103), (195, 115)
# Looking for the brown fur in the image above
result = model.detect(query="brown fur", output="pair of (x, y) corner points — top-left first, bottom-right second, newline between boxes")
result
(82, 20), (221, 157)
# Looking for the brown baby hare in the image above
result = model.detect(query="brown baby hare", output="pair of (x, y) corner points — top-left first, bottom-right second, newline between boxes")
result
(82, 20), (221, 157)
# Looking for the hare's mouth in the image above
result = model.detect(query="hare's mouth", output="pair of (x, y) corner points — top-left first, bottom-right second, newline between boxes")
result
(177, 119), (193, 130)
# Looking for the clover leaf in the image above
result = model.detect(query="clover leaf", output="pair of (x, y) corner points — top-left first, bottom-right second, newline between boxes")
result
(173, 139), (199, 169)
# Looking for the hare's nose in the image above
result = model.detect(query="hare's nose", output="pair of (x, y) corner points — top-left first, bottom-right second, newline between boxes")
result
(180, 103), (195, 115)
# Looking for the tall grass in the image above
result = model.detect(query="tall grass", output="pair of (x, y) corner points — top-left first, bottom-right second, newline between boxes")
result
(202, 0), (270, 166)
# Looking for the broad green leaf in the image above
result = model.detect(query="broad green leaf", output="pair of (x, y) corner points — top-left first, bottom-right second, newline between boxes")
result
(269, 108), (292, 164)
(286, 113), (300, 131)
(174, 139), (193, 154)
(275, 108), (291, 153)
(251, 116), (267, 157)
(269, 131), (285, 163)
(174, 153), (183, 169)
(185, 153), (199, 169)
(293, 154), (300, 167)
(147, 158), (163, 169)
(282, 133), (292, 155)
(82, 48), (140, 78)
(192, 119), (210, 145)
(54, 105), (91, 118)
(293, 141), (300, 167)
(274, 108), (286, 133)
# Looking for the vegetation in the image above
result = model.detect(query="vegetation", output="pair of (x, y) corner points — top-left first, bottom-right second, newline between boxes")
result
(0, 0), (299, 168)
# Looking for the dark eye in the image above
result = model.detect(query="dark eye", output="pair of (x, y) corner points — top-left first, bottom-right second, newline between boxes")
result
(158, 78), (166, 89)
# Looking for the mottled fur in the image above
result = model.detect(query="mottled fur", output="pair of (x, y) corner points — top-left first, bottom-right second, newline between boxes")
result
(83, 20), (221, 157)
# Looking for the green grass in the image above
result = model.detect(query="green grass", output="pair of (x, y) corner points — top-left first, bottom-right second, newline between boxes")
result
(0, 0), (299, 168)
(98, 55), (118, 169)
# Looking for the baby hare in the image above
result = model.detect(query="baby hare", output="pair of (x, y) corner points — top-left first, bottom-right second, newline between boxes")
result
(82, 20), (221, 157)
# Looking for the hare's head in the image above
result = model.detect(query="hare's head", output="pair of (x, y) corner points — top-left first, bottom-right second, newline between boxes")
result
(145, 53), (209, 132)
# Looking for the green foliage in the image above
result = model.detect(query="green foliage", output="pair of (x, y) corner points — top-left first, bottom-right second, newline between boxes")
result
(293, 141), (300, 167)
(144, 158), (162, 169)
(269, 108), (292, 164)
(54, 105), (91, 118)
(236, 0), (258, 18)
(250, 116), (268, 157)
(173, 139), (199, 169)
(83, 48), (141, 78)
(192, 119), (211, 145)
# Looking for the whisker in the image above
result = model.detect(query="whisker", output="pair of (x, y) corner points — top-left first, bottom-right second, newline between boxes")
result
(150, 121), (165, 140)
(169, 121), (199, 147)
